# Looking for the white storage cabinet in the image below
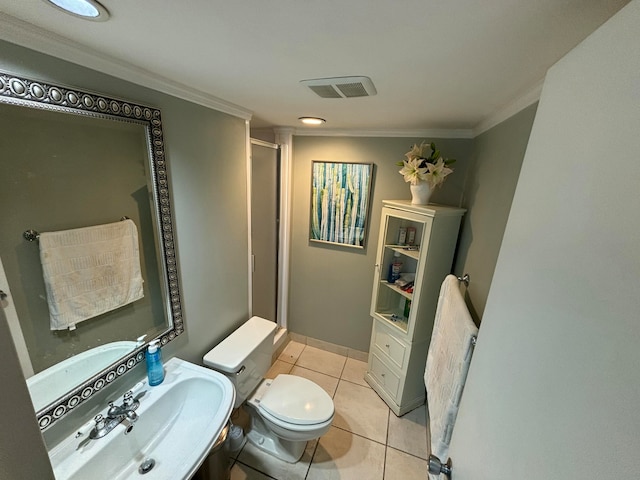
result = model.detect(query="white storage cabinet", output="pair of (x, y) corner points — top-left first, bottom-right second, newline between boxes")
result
(365, 200), (465, 415)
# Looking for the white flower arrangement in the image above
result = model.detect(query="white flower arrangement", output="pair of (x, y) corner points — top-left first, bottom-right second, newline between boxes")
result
(397, 141), (455, 187)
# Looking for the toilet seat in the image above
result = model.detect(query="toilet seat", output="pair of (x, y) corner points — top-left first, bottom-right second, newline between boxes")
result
(253, 374), (334, 426)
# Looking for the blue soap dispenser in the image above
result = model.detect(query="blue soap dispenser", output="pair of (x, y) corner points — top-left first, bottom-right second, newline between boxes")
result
(145, 339), (164, 386)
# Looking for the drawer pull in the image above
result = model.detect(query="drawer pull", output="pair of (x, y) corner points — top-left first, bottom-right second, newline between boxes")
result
(385, 344), (390, 348)
(381, 373), (386, 377)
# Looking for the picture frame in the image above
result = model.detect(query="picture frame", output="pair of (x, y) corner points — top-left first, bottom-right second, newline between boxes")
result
(309, 161), (374, 248)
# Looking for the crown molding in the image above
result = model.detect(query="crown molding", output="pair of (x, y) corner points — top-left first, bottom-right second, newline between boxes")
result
(0, 13), (543, 138)
(0, 12), (253, 120)
(472, 79), (544, 136)
(291, 128), (475, 139)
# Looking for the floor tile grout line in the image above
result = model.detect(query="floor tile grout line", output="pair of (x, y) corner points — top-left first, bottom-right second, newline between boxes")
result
(330, 420), (428, 462)
(292, 355), (348, 379)
(278, 358), (297, 366)
(385, 408), (391, 446)
(382, 444), (388, 480)
(338, 354), (348, 379)
(234, 458), (279, 479)
(331, 423), (388, 447)
(386, 444), (430, 462)
(289, 352), (367, 380)
(382, 407), (390, 479)
(339, 377), (371, 388)
(289, 363), (343, 381)
(305, 438), (321, 480)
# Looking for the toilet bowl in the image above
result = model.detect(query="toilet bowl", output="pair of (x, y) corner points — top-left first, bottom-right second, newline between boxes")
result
(245, 375), (333, 462)
(203, 316), (335, 463)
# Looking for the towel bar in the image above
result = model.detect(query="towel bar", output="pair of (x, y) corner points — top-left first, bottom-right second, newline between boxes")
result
(457, 273), (470, 286)
(23, 217), (131, 242)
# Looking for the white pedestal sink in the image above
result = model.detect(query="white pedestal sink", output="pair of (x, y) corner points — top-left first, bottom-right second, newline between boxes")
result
(49, 357), (235, 480)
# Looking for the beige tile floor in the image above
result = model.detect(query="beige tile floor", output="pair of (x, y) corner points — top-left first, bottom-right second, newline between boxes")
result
(228, 341), (429, 480)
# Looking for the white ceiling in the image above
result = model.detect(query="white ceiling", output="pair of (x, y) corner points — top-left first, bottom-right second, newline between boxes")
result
(0, 0), (630, 134)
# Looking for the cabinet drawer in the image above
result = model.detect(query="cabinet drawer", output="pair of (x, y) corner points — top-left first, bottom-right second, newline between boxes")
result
(373, 324), (407, 369)
(370, 353), (400, 399)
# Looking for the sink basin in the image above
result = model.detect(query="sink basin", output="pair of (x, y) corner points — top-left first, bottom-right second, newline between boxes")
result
(49, 357), (235, 480)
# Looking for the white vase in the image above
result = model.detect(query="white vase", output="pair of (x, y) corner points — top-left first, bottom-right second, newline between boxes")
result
(410, 183), (432, 205)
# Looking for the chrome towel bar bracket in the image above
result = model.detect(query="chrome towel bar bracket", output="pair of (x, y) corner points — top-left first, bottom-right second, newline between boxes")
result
(428, 455), (452, 478)
(23, 229), (39, 242)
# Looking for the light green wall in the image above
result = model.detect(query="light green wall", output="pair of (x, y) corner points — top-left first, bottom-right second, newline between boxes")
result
(0, 307), (54, 479)
(289, 110), (538, 350)
(289, 136), (473, 351)
(454, 103), (538, 321)
(0, 40), (249, 441)
(0, 40), (249, 364)
(450, 3), (640, 476)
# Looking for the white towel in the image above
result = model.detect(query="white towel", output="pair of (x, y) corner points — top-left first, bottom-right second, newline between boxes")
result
(425, 274), (478, 471)
(39, 219), (144, 331)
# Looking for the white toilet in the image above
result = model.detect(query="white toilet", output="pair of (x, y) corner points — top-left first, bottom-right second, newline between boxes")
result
(203, 316), (334, 463)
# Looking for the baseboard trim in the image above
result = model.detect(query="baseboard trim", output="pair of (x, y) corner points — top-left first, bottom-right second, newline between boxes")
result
(285, 332), (368, 363)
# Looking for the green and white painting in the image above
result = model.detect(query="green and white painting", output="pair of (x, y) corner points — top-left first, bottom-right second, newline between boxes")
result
(310, 161), (373, 248)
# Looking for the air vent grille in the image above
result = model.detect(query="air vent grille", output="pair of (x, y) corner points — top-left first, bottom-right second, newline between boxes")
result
(301, 76), (377, 99)
(335, 82), (369, 98)
(308, 85), (343, 99)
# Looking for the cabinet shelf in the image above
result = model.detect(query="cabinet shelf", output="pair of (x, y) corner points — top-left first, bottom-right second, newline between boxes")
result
(381, 280), (413, 300)
(376, 312), (409, 332)
(385, 245), (420, 260)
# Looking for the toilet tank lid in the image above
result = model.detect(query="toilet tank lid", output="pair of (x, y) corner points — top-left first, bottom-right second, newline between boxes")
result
(203, 316), (277, 373)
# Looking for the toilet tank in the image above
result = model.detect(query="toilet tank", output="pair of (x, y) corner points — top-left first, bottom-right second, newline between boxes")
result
(203, 316), (277, 407)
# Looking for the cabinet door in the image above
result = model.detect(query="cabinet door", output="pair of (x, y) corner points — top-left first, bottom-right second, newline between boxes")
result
(369, 353), (401, 400)
(372, 320), (408, 370)
(370, 208), (432, 338)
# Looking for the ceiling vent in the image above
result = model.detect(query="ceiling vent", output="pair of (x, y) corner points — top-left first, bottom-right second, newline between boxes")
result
(301, 76), (377, 99)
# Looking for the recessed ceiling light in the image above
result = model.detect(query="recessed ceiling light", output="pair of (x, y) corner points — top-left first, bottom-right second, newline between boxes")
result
(299, 117), (326, 126)
(44, 0), (109, 21)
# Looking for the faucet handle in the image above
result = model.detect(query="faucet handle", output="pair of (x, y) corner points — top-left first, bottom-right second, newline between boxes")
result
(123, 391), (134, 407)
(107, 401), (119, 417)
(94, 414), (106, 430)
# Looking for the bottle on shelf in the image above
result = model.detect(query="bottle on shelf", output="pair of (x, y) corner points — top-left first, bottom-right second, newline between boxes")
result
(406, 227), (416, 245)
(387, 252), (403, 283)
(403, 298), (412, 319)
(397, 226), (407, 245)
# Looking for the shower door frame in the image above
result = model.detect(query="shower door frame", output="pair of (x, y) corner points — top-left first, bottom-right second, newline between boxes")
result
(246, 128), (292, 332)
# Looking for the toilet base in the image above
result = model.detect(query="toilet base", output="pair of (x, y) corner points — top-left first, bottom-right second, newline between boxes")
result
(246, 408), (307, 463)
(246, 428), (306, 463)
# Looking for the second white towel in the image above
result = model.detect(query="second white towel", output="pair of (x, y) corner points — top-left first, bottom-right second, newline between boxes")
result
(39, 219), (144, 331)
(425, 274), (478, 471)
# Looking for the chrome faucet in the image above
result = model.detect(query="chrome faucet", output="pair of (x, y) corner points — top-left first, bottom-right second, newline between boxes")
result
(88, 390), (146, 440)
(107, 391), (140, 423)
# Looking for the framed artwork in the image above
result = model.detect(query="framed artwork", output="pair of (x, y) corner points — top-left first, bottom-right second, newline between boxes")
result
(309, 161), (374, 248)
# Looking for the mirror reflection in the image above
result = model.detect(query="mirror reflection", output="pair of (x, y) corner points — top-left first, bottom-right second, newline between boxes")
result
(0, 71), (183, 429)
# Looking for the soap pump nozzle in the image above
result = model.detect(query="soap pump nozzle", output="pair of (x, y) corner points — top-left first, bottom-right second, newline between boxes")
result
(147, 339), (160, 353)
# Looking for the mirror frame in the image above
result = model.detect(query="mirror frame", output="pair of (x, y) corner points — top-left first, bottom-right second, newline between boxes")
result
(0, 70), (184, 430)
